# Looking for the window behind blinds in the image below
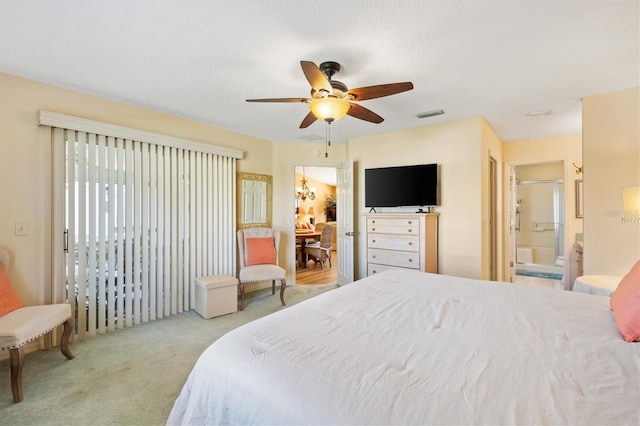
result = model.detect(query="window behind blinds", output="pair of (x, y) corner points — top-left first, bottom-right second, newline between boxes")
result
(41, 111), (240, 339)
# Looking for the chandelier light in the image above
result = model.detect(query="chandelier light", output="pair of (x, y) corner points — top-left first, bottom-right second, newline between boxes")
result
(295, 168), (316, 201)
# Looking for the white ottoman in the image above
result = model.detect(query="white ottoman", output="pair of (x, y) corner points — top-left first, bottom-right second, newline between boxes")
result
(194, 275), (239, 319)
(573, 275), (621, 297)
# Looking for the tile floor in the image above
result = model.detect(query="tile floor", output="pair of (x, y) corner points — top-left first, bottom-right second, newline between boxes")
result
(513, 274), (564, 290)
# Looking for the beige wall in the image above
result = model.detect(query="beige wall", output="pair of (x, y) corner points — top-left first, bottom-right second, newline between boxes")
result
(582, 87), (640, 275)
(348, 117), (486, 280)
(0, 72), (273, 304)
(3, 71), (635, 301)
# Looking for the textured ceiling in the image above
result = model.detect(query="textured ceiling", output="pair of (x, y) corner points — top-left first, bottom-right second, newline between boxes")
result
(0, 0), (638, 144)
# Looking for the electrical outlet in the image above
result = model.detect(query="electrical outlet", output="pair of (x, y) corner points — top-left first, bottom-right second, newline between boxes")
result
(15, 222), (28, 236)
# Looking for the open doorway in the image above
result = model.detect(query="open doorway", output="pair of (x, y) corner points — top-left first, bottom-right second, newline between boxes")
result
(510, 161), (566, 290)
(294, 165), (338, 285)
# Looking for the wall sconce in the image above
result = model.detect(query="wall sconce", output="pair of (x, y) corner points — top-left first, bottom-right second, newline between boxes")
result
(572, 163), (583, 174)
(622, 186), (640, 223)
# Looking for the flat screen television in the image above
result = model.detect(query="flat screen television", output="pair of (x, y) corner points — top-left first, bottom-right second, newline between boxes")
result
(365, 163), (439, 208)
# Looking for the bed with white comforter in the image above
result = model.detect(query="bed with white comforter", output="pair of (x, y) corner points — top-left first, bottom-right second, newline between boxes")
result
(168, 269), (640, 425)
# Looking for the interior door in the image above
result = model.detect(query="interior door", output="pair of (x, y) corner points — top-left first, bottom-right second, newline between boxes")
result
(489, 156), (498, 281)
(507, 165), (517, 282)
(337, 159), (354, 285)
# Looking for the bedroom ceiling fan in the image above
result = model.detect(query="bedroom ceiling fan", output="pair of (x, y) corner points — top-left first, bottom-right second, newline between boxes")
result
(246, 61), (414, 129)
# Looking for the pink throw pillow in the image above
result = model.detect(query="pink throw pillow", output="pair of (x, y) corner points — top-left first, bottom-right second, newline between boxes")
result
(245, 237), (277, 266)
(610, 259), (640, 342)
(0, 264), (25, 316)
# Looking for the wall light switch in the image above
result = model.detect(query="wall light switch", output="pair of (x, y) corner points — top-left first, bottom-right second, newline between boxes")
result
(15, 221), (28, 236)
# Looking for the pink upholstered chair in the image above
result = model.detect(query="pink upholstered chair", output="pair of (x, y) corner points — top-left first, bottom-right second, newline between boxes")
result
(237, 228), (286, 311)
(0, 247), (74, 403)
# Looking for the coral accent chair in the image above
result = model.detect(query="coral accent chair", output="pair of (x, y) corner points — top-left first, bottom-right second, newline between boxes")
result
(237, 228), (286, 311)
(0, 248), (74, 403)
(305, 224), (334, 269)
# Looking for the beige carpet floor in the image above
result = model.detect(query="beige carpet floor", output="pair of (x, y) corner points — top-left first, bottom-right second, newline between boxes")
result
(0, 284), (338, 425)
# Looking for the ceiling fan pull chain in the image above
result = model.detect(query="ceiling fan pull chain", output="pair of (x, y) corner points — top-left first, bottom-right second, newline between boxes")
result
(325, 121), (329, 158)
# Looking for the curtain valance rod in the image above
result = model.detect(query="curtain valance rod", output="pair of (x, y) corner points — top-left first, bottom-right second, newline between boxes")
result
(37, 110), (244, 159)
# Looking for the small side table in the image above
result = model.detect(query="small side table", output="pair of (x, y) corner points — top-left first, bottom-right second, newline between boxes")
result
(573, 275), (621, 297)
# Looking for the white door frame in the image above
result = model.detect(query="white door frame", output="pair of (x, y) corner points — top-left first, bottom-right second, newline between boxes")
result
(505, 159), (569, 286)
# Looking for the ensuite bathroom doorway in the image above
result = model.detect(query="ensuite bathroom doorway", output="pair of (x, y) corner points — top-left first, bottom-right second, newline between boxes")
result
(294, 165), (338, 285)
(510, 161), (566, 289)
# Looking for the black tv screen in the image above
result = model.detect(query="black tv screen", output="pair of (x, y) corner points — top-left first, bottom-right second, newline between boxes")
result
(365, 164), (438, 208)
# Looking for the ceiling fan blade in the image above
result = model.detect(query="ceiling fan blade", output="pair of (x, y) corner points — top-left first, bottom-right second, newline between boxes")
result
(347, 82), (414, 101)
(347, 103), (384, 124)
(299, 111), (317, 128)
(300, 61), (332, 94)
(246, 97), (310, 103)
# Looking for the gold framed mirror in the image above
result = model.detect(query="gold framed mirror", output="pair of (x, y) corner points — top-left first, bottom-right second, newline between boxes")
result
(237, 172), (272, 229)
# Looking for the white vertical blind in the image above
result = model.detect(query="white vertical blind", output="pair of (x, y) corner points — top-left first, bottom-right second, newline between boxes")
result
(49, 123), (237, 338)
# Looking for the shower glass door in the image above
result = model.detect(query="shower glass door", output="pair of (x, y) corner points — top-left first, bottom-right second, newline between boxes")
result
(516, 180), (564, 266)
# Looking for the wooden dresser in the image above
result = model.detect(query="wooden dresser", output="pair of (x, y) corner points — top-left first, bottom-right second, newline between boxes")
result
(364, 213), (439, 276)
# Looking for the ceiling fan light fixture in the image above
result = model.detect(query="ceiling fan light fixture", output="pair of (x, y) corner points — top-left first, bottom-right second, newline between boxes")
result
(309, 97), (350, 122)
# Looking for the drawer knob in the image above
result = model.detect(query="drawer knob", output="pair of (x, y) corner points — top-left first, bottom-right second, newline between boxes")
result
(408, 221), (412, 224)
(372, 255), (376, 258)
(408, 229), (412, 233)
(372, 228), (376, 231)
(372, 239), (376, 243)
(408, 242), (413, 246)
(408, 258), (413, 262)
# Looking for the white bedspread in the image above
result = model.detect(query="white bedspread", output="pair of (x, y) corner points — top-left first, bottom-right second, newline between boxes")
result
(168, 270), (640, 425)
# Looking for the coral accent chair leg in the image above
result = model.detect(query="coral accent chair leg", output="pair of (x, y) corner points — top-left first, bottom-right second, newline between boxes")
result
(280, 278), (287, 306)
(272, 280), (275, 295)
(60, 319), (75, 360)
(9, 347), (24, 403)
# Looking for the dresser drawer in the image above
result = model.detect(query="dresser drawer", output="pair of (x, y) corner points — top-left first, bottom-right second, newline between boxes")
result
(367, 218), (420, 235)
(367, 263), (407, 276)
(368, 233), (419, 252)
(367, 248), (420, 269)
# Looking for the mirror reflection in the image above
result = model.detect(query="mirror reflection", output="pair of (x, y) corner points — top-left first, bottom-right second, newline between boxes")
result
(237, 172), (272, 229)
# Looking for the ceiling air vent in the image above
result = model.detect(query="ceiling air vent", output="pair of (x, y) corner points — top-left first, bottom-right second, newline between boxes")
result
(416, 109), (444, 119)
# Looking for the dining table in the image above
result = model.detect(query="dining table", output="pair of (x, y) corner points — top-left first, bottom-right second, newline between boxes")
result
(294, 230), (321, 268)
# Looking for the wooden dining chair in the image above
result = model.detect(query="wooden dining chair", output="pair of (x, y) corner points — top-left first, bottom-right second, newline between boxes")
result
(305, 225), (334, 269)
